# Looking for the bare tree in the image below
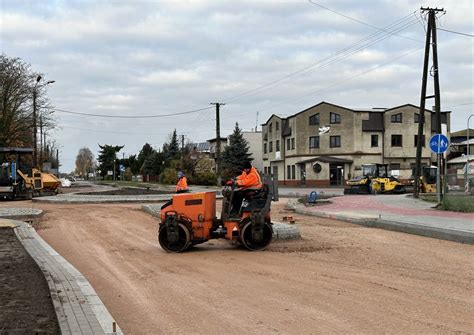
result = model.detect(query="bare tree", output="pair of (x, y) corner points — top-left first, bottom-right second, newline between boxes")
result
(0, 54), (56, 148)
(75, 147), (96, 178)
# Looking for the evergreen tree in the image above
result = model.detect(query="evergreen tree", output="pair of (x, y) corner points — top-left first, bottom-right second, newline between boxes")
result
(222, 123), (253, 176)
(97, 144), (123, 178)
(143, 151), (164, 176)
(127, 154), (140, 175)
(163, 129), (180, 160)
(137, 143), (155, 172)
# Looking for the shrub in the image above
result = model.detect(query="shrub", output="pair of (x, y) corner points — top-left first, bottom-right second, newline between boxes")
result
(159, 168), (178, 184)
(191, 172), (217, 186)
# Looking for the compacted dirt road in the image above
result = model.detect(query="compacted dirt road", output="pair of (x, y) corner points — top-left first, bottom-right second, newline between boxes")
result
(14, 201), (473, 334)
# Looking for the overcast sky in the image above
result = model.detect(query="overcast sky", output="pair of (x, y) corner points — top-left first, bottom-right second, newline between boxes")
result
(2, 0), (473, 172)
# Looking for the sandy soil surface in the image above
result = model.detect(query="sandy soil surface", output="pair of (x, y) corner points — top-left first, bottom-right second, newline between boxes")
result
(0, 228), (59, 334)
(6, 200), (473, 334)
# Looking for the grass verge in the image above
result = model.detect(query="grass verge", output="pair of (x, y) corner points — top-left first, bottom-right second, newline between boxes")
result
(420, 194), (474, 212)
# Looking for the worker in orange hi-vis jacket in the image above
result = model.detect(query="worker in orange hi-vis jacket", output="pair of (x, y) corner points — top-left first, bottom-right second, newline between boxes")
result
(234, 161), (263, 190)
(176, 171), (188, 193)
(226, 161), (262, 214)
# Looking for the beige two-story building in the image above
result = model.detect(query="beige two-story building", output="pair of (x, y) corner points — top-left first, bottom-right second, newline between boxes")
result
(262, 101), (450, 186)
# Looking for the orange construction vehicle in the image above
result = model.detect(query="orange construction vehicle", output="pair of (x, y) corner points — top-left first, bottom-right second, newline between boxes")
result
(158, 175), (278, 252)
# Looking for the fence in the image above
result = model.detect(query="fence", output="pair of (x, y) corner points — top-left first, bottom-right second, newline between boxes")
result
(446, 172), (474, 195)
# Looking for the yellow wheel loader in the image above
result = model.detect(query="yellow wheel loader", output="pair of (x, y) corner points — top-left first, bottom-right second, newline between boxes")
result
(0, 147), (60, 200)
(344, 163), (406, 195)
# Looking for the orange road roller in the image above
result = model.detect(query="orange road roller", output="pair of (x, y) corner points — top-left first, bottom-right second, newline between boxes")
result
(158, 177), (278, 252)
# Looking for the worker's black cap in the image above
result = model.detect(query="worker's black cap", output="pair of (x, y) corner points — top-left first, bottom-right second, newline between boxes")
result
(243, 161), (252, 169)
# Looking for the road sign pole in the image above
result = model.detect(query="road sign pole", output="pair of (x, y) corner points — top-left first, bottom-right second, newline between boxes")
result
(437, 153), (441, 204)
(436, 135), (442, 205)
(429, 133), (449, 205)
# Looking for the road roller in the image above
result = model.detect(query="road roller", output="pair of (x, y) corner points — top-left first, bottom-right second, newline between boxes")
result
(158, 176), (278, 252)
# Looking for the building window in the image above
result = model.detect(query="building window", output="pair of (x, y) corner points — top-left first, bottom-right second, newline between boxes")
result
(292, 165), (296, 180)
(330, 112), (341, 124)
(391, 113), (402, 123)
(264, 143), (267, 154)
(291, 138), (295, 149)
(276, 121), (279, 131)
(414, 135), (425, 147)
(269, 141), (273, 152)
(309, 113), (320, 125)
(269, 123), (272, 133)
(391, 134), (402, 147)
(414, 113), (420, 123)
(390, 163), (401, 170)
(371, 134), (378, 147)
(276, 140), (280, 152)
(309, 136), (320, 149)
(287, 165), (291, 180)
(286, 138), (291, 150)
(330, 135), (341, 148)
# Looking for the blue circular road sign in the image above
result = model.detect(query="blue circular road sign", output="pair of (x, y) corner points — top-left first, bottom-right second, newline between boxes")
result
(429, 134), (449, 154)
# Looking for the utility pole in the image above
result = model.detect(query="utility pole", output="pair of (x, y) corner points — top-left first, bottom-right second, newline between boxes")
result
(255, 111), (259, 132)
(414, 7), (445, 200)
(32, 76), (55, 169)
(32, 77), (40, 168)
(39, 115), (43, 168)
(181, 134), (185, 169)
(211, 102), (225, 185)
(56, 149), (59, 177)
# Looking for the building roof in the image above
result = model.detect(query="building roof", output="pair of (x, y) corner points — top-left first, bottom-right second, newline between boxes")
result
(451, 128), (474, 138)
(207, 137), (228, 143)
(297, 156), (353, 164)
(447, 155), (474, 164)
(189, 142), (210, 151)
(260, 102), (451, 127)
(384, 103), (451, 113)
(261, 114), (287, 126)
(453, 139), (474, 146)
(351, 107), (387, 112)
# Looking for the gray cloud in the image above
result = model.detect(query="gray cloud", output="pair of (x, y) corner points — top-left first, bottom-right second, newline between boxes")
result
(1, 0), (472, 172)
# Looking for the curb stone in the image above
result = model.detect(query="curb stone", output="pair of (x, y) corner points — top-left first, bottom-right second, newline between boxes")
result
(142, 204), (301, 240)
(7, 219), (122, 334)
(290, 204), (474, 245)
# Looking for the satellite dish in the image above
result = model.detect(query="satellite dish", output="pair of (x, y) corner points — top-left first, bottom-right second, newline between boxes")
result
(318, 126), (331, 135)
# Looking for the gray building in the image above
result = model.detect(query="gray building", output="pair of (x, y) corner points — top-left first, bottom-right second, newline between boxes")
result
(262, 101), (450, 186)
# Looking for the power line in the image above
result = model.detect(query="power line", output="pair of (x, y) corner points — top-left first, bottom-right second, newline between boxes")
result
(259, 46), (423, 113)
(437, 27), (474, 37)
(52, 106), (213, 119)
(58, 125), (168, 136)
(290, 18), (419, 80)
(222, 12), (419, 104)
(307, 0), (423, 43)
(444, 102), (474, 108)
(231, 16), (419, 105)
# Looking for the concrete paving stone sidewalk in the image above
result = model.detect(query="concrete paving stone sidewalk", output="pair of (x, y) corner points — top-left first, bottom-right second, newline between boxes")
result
(291, 194), (474, 244)
(7, 219), (122, 334)
(0, 207), (43, 220)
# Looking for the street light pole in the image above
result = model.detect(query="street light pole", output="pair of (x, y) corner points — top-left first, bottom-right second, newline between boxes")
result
(33, 76), (40, 168)
(466, 114), (474, 195)
(32, 76), (55, 169)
